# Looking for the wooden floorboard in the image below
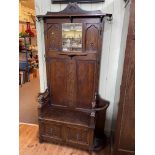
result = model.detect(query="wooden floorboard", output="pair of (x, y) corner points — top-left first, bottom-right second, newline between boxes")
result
(19, 124), (111, 155)
(19, 78), (39, 124)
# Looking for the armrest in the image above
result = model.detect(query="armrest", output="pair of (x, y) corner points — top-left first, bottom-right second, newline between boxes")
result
(89, 95), (110, 129)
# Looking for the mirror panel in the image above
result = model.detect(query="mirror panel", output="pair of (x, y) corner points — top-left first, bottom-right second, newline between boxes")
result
(62, 23), (82, 52)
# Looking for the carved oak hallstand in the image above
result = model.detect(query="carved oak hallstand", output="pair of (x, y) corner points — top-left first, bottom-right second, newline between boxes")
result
(37, 3), (112, 154)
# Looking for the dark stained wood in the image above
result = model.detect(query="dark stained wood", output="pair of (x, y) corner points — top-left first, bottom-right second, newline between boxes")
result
(76, 61), (96, 108)
(20, 124), (111, 155)
(50, 59), (68, 106)
(85, 24), (100, 52)
(95, 97), (109, 139)
(46, 24), (62, 51)
(37, 3), (112, 21)
(37, 3), (111, 154)
(113, 0), (135, 155)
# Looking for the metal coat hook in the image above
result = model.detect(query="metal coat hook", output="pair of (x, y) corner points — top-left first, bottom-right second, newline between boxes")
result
(106, 14), (113, 21)
(36, 17), (42, 22)
(105, 14), (113, 24)
(124, 0), (130, 8)
(100, 14), (112, 23)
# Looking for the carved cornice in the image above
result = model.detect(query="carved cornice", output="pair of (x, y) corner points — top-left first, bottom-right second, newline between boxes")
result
(37, 3), (112, 22)
(47, 3), (103, 15)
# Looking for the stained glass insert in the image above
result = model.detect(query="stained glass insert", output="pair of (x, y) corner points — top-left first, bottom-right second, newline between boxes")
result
(62, 23), (82, 52)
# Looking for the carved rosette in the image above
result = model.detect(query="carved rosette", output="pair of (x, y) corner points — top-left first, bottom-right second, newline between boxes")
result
(38, 89), (49, 108)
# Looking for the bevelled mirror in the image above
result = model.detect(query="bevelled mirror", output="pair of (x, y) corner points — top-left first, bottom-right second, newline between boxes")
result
(62, 23), (82, 52)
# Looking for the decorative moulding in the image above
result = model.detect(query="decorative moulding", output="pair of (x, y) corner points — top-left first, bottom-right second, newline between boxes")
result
(37, 3), (112, 22)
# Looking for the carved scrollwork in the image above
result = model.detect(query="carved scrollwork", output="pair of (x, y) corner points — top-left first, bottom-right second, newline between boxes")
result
(38, 89), (50, 108)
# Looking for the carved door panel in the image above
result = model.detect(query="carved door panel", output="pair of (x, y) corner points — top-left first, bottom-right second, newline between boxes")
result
(85, 24), (100, 52)
(47, 57), (77, 107)
(47, 59), (68, 106)
(45, 23), (62, 52)
(76, 60), (96, 108)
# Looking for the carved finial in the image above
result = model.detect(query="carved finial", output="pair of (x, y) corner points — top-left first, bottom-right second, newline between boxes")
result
(90, 111), (95, 117)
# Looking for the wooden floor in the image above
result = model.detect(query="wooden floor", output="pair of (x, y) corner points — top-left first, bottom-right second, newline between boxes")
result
(20, 124), (111, 155)
(19, 78), (40, 124)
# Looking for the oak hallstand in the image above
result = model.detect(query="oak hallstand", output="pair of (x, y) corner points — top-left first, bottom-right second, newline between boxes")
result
(37, 3), (112, 154)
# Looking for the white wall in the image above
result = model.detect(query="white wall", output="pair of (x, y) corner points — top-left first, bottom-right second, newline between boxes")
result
(35, 0), (129, 133)
(112, 1), (131, 131)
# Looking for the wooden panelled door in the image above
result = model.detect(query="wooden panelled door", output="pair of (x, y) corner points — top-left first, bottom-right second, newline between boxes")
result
(114, 0), (135, 155)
